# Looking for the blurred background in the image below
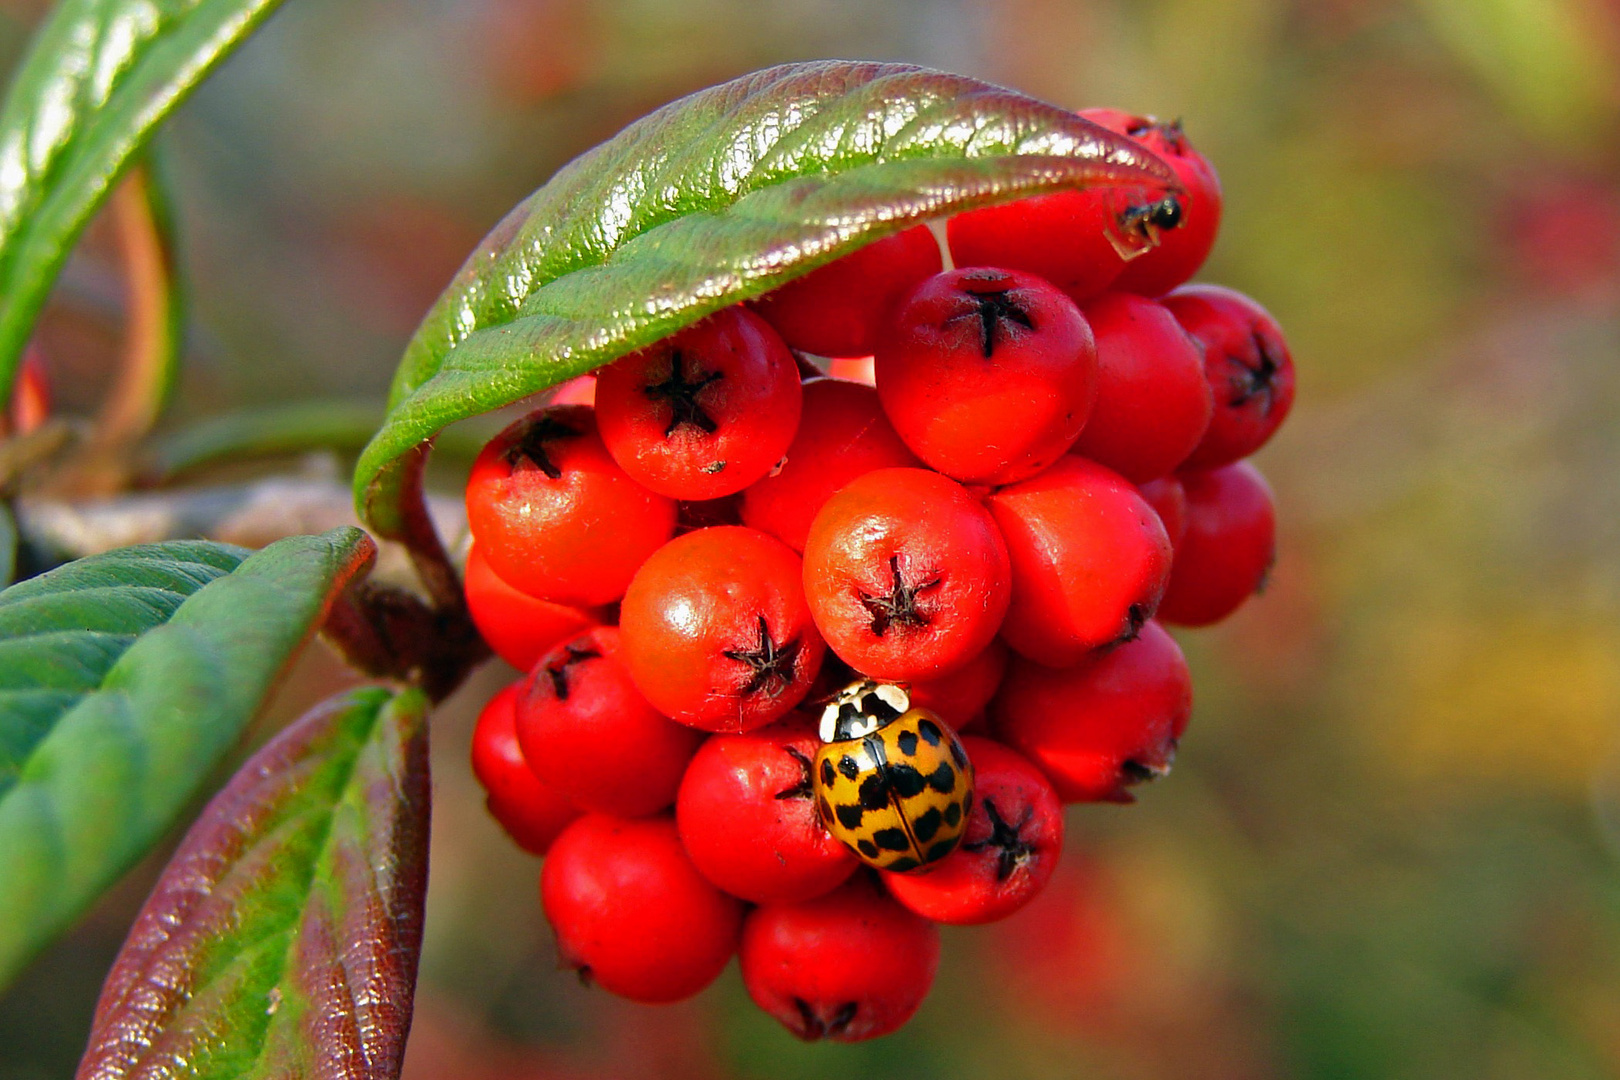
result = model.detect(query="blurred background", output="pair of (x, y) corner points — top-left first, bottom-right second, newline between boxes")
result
(3, 0), (1620, 1076)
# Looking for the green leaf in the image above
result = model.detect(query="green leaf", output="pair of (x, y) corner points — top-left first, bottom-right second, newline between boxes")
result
(74, 686), (428, 1080)
(0, 0), (286, 408)
(0, 527), (374, 990)
(0, 502), (15, 587)
(355, 60), (1175, 539)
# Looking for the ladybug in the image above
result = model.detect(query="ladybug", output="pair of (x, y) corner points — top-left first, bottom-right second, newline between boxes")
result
(813, 679), (975, 874)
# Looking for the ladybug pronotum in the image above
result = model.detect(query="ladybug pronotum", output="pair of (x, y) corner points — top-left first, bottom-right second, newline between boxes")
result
(813, 679), (975, 874)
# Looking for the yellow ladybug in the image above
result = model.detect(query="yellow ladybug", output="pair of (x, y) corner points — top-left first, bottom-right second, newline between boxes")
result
(813, 679), (974, 874)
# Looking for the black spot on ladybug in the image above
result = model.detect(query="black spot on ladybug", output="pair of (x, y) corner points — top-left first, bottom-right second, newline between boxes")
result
(820, 759), (836, 786)
(857, 839), (879, 858)
(950, 738), (969, 770)
(857, 774), (890, 811)
(818, 796), (835, 825)
(837, 755), (861, 780)
(943, 802), (962, 827)
(873, 827), (911, 852)
(917, 718), (942, 746)
(836, 803), (866, 831)
(888, 763), (926, 798)
(926, 762), (957, 793)
(925, 839), (958, 864)
(887, 855), (920, 873)
(896, 729), (919, 756)
(912, 806), (943, 843)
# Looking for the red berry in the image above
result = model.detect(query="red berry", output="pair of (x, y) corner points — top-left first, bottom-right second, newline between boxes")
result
(986, 455), (1173, 667)
(883, 737), (1063, 925)
(1163, 285), (1296, 469)
(542, 814), (743, 1003)
(1138, 475), (1189, 552)
(620, 526), (825, 732)
(1071, 292), (1213, 483)
(515, 627), (704, 818)
(802, 468), (1011, 681)
(945, 148), (1174, 304)
(740, 875), (940, 1042)
(825, 356), (875, 386)
(740, 377), (921, 551)
(752, 226), (943, 358)
(470, 682), (581, 855)
(1083, 109), (1222, 297)
(595, 307), (802, 499)
(677, 713), (858, 904)
(991, 621), (1192, 803)
(465, 404), (676, 606)
(463, 542), (596, 671)
(874, 267), (1098, 485)
(905, 638), (1009, 733)
(1158, 461), (1277, 627)
(548, 373), (596, 406)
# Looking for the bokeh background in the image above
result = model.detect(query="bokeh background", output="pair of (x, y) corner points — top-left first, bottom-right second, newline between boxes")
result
(3, 0), (1620, 1076)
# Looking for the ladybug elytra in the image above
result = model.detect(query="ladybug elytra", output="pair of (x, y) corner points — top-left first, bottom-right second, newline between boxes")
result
(813, 679), (975, 874)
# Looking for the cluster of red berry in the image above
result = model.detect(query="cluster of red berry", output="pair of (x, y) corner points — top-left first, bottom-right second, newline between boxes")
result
(463, 109), (1293, 1042)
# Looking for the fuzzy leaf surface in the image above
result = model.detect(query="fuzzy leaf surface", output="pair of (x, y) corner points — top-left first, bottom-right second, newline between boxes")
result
(75, 686), (429, 1080)
(356, 60), (1174, 538)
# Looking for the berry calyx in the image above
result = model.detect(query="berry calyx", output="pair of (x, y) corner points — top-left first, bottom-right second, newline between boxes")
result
(992, 620), (1192, 803)
(595, 307), (803, 499)
(803, 468), (1010, 681)
(740, 875), (940, 1042)
(874, 267), (1098, 485)
(465, 404), (676, 606)
(620, 526), (825, 731)
(515, 627), (705, 817)
(676, 713), (858, 903)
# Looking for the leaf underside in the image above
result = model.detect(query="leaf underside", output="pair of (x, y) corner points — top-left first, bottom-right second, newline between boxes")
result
(356, 60), (1177, 539)
(0, 0), (287, 406)
(74, 686), (429, 1080)
(0, 527), (375, 990)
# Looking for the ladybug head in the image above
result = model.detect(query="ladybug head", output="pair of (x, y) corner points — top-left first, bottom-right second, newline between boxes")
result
(819, 679), (910, 743)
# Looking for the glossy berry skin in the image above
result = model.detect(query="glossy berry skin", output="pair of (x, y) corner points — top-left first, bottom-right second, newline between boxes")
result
(803, 468), (1011, 681)
(874, 267), (1098, 485)
(1138, 476), (1189, 553)
(595, 307), (802, 500)
(814, 680), (974, 874)
(740, 875), (940, 1042)
(1072, 292), (1213, 483)
(515, 627), (704, 818)
(1158, 461), (1277, 627)
(884, 737), (1062, 925)
(987, 455), (1173, 667)
(1163, 285), (1296, 469)
(465, 405), (676, 606)
(905, 637), (1008, 733)
(620, 526), (825, 732)
(470, 683), (581, 856)
(752, 226), (943, 358)
(992, 620), (1192, 803)
(542, 814), (743, 1004)
(1084, 109), (1223, 298)
(677, 714), (858, 904)
(741, 378), (921, 552)
(463, 542), (596, 671)
(946, 148), (1175, 304)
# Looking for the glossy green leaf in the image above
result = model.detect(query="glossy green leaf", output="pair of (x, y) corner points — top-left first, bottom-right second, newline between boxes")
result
(0, 527), (374, 989)
(0, 0), (286, 407)
(74, 686), (428, 1080)
(356, 60), (1175, 539)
